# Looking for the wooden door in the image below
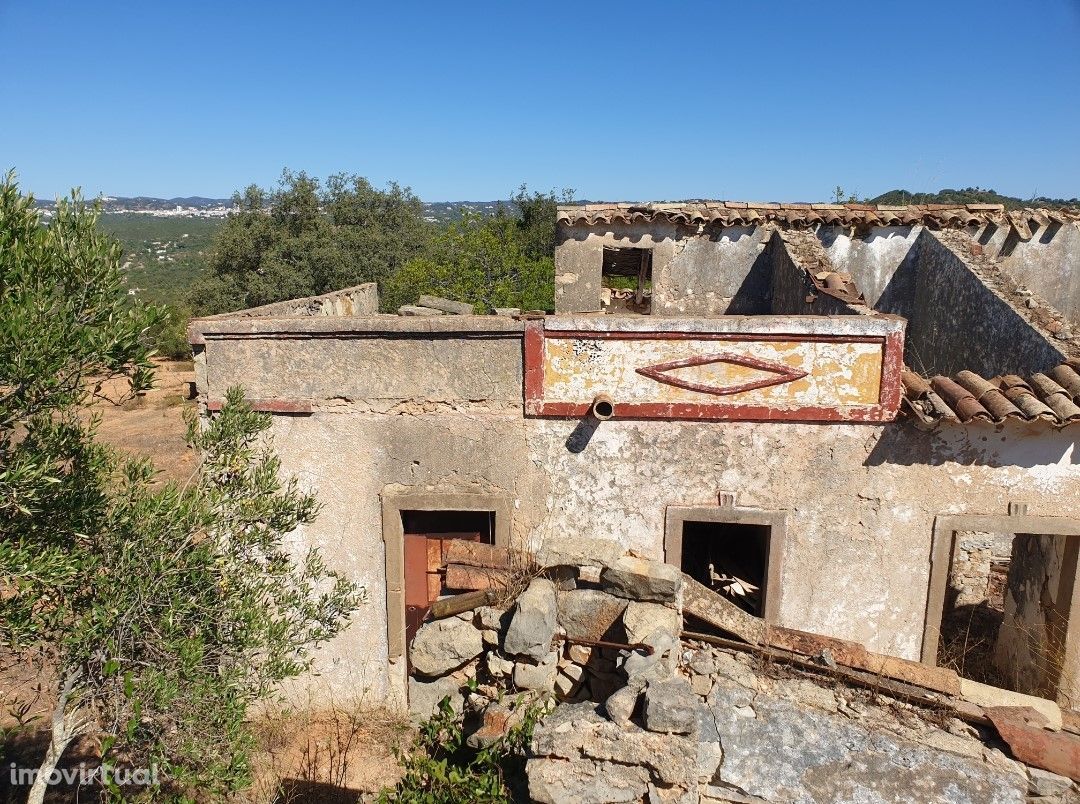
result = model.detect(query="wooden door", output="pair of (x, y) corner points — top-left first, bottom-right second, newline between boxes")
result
(402, 510), (494, 651)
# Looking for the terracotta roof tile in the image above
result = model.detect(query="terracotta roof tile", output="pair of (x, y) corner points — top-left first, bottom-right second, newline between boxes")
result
(903, 365), (1080, 428)
(557, 201), (1080, 232)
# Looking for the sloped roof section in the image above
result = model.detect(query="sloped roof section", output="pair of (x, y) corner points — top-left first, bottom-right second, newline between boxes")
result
(558, 202), (1080, 232)
(901, 364), (1080, 428)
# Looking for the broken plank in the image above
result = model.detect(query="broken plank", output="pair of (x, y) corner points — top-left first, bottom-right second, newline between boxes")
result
(418, 294), (475, 315)
(681, 575), (766, 645)
(767, 625), (961, 697)
(444, 563), (510, 592)
(444, 540), (513, 570)
(429, 589), (497, 619)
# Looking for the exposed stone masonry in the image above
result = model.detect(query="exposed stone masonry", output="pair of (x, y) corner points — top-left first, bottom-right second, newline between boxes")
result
(406, 551), (1077, 803)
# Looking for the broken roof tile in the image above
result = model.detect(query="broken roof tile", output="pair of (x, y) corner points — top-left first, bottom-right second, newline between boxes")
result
(557, 201), (1078, 231)
(906, 366), (1080, 428)
(930, 376), (992, 422)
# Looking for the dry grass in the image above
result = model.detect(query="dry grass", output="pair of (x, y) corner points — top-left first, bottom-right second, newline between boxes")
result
(246, 702), (412, 804)
(935, 602), (1010, 689)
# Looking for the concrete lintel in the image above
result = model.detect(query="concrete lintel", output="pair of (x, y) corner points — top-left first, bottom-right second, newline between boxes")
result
(663, 503), (787, 624)
(542, 314), (904, 338)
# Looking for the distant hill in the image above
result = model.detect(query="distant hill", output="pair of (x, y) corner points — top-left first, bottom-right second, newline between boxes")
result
(868, 187), (1079, 210)
(32, 194), (512, 222)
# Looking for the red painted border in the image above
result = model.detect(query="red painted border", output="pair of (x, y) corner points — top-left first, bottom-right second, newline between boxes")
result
(523, 322), (904, 423)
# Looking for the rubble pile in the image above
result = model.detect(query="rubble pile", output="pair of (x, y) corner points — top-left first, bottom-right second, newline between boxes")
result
(406, 547), (1080, 803)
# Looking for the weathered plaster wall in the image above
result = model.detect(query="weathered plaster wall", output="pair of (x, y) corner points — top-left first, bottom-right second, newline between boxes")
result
(654, 227), (772, 316)
(816, 226), (922, 309)
(905, 230), (1066, 376)
(555, 222), (678, 314)
(193, 323), (1080, 708)
(994, 532), (1079, 707)
(983, 222), (1080, 326)
(554, 222), (772, 316)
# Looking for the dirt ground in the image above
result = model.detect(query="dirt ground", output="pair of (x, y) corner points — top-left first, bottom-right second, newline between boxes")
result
(2, 361), (409, 802)
(86, 358), (199, 483)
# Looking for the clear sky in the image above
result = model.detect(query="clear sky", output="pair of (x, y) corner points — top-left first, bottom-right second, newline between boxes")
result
(2, 0), (1079, 203)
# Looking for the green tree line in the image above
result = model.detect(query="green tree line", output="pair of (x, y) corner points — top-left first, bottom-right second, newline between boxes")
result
(186, 171), (569, 319)
(0, 174), (363, 801)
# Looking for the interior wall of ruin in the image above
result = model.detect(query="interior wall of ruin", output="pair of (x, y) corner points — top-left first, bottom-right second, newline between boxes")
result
(994, 532), (1079, 708)
(984, 221), (1080, 326)
(905, 229), (1066, 377)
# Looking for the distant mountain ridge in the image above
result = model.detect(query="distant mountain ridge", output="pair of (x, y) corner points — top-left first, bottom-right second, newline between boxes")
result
(32, 188), (1079, 217)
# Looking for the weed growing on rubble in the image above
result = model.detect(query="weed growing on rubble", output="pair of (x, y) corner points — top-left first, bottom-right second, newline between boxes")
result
(376, 694), (544, 803)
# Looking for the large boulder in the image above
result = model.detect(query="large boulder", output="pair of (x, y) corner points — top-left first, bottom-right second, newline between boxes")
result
(504, 578), (558, 660)
(706, 677), (1028, 802)
(409, 615), (484, 677)
(557, 589), (627, 642)
(528, 703), (699, 803)
(621, 600), (682, 644)
(600, 556), (682, 603)
(642, 677), (701, 735)
(408, 675), (464, 722)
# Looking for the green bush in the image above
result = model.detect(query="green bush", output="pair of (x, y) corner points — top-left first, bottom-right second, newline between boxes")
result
(145, 304), (193, 360)
(378, 692), (546, 804)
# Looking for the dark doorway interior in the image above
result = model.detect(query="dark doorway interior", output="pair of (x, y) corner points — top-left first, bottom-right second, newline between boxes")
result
(681, 520), (770, 617)
(402, 510), (494, 649)
(601, 246), (652, 313)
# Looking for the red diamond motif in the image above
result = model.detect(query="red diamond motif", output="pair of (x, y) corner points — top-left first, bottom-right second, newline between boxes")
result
(635, 353), (809, 397)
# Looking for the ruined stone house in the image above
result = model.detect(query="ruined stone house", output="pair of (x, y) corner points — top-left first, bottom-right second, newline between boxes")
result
(188, 201), (1080, 713)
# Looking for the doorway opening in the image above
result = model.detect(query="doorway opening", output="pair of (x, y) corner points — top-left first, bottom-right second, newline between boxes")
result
(925, 514), (1080, 709)
(402, 510), (494, 648)
(680, 520), (771, 617)
(935, 529), (1078, 705)
(601, 246), (652, 313)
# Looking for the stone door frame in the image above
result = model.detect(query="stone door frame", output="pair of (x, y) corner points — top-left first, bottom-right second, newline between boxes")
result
(921, 512), (1080, 680)
(663, 503), (787, 623)
(381, 489), (512, 661)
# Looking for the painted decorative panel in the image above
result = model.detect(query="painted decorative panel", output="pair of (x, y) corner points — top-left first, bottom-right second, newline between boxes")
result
(524, 317), (904, 422)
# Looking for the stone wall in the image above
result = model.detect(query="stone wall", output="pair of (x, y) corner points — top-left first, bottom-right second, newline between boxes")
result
(189, 316), (1080, 706)
(949, 531), (1014, 607)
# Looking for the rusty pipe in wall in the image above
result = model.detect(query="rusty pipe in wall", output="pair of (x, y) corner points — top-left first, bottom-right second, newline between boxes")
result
(591, 393), (615, 420)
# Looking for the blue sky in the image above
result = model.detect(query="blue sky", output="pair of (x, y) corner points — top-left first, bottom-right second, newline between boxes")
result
(2, 1), (1078, 202)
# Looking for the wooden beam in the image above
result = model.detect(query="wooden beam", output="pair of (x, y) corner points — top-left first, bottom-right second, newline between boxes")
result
(429, 589), (497, 619)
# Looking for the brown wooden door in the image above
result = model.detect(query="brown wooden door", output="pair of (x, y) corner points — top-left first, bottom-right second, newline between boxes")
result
(403, 520), (491, 650)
